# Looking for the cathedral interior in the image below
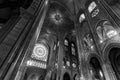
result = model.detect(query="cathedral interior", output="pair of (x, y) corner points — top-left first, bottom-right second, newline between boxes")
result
(0, 0), (120, 80)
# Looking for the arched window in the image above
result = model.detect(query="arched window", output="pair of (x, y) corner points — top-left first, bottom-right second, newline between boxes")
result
(63, 72), (71, 80)
(89, 57), (105, 80)
(96, 20), (117, 43)
(83, 33), (94, 51)
(79, 13), (85, 23)
(88, 1), (97, 13)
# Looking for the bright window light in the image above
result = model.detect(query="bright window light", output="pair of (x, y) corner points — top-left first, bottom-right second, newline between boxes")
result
(64, 39), (68, 46)
(79, 13), (85, 23)
(107, 30), (118, 38)
(27, 60), (47, 69)
(66, 61), (70, 66)
(100, 40), (103, 43)
(88, 1), (97, 13)
(99, 70), (103, 78)
(72, 63), (76, 68)
(32, 43), (48, 62)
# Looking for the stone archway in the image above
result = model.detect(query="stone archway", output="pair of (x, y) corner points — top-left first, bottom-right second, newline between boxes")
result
(109, 47), (120, 79)
(89, 57), (105, 80)
(63, 72), (71, 80)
